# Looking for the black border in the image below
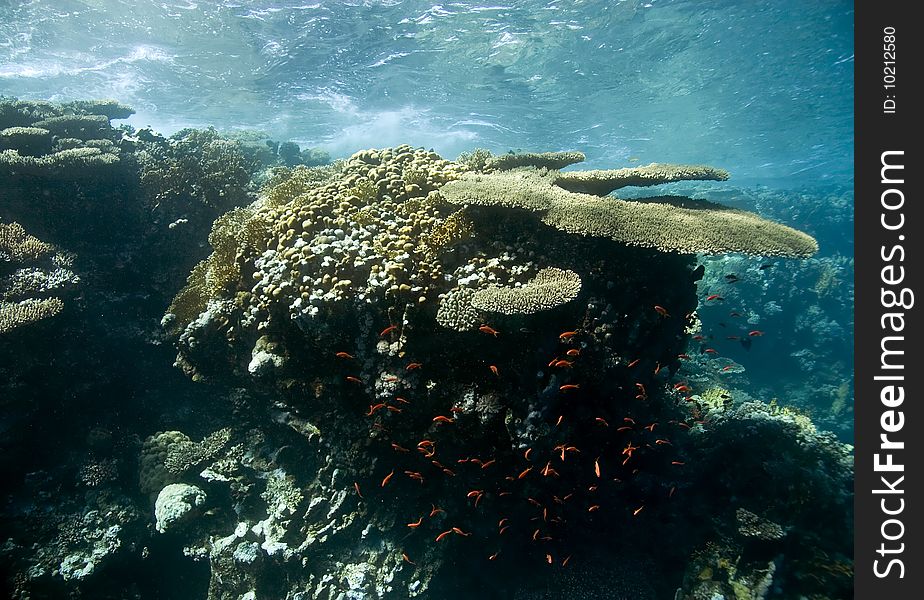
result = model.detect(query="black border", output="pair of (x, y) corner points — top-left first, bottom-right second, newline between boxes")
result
(855, 2), (921, 597)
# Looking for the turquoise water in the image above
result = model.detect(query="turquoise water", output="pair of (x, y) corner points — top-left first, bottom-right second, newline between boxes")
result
(0, 2), (854, 599)
(1, 0), (853, 184)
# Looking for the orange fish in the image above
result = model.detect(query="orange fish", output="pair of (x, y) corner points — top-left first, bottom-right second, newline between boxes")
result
(524, 448), (533, 460)
(655, 438), (672, 445)
(489, 551), (499, 560)
(499, 525), (510, 535)
(721, 365), (733, 372)
(645, 423), (657, 432)
(566, 349), (581, 357)
(626, 358), (640, 368)
(452, 527), (472, 537)
(405, 471), (424, 483)
(432, 415), (455, 424)
(633, 505), (645, 516)
(489, 365), (499, 376)
(391, 443), (409, 452)
(594, 458), (601, 478)
(705, 294), (723, 301)
(466, 490), (484, 498)
(480, 459), (496, 469)
(408, 517), (423, 528)
(381, 469), (394, 487)
(559, 330), (578, 339)
(435, 530), (453, 542)
(346, 376), (363, 384)
(366, 403), (385, 416)
(559, 384), (580, 391)
(704, 348), (718, 354)
(748, 330), (764, 337)
(653, 362), (661, 375)
(616, 426), (632, 432)
(386, 405), (402, 413)
(595, 417), (609, 427)
(562, 555), (572, 566)
(654, 305), (670, 317)
(518, 467), (533, 479)
(406, 362), (422, 371)
(553, 360), (573, 368)
(555, 415), (564, 427)
(380, 324), (398, 336)
(430, 504), (445, 517)
(402, 552), (416, 565)
(335, 351), (354, 359)
(546, 554), (553, 564)
(677, 353), (691, 360)
(354, 482), (363, 498)
(671, 461), (685, 465)
(395, 396), (410, 404)
(588, 505), (600, 512)
(479, 325), (499, 337)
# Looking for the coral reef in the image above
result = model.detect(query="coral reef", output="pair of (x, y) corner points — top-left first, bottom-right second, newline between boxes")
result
(0, 221), (77, 334)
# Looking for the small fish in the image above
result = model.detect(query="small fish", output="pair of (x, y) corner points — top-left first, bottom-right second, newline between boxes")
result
(594, 458), (601, 478)
(532, 529), (540, 541)
(546, 554), (553, 565)
(559, 384), (580, 391)
(655, 438), (672, 445)
(669, 486), (676, 498)
(383, 376), (399, 382)
(402, 552), (416, 565)
(626, 358), (640, 368)
(562, 555), (572, 566)
(480, 459), (496, 469)
(559, 330), (578, 340)
(489, 365), (499, 376)
(381, 469), (395, 487)
(391, 442), (409, 452)
(705, 294), (723, 302)
(380, 324), (398, 337)
(435, 530), (453, 542)
(408, 517), (423, 528)
(405, 471), (424, 483)
(671, 461), (685, 466)
(386, 405), (402, 413)
(587, 505), (600, 512)
(489, 552), (499, 561)
(432, 415), (455, 424)
(692, 335), (705, 341)
(555, 415), (564, 427)
(354, 482), (363, 498)
(518, 467), (533, 479)
(553, 359), (573, 368)
(479, 325), (499, 337)
(748, 330), (764, 337)
(703, 348), (718, 354)
(616, 426), (632, 432)
(335, 351), (354, 359)
(644, 423), (657, 432)
(406, 362), (422, 370)
(721, 365), (733, 372)
(499, 525), (510, 535)
(395, 396), (410, 404)
(524, 448), (533, 460)
(452, 527), (472, 537)
(633, 505), (645, 516)
(653, 362), (661, 375)
(566, 348), (581, 357)
(365, 403), (385, 416)
(674, 385), (690, 393)
(595, 417), (609, 427)
(346, 376), (363, 384)
(653, 305), (670, 317)
(677, 353), (691, 359)
(430, 504), (444, 517)
(466, 490), (484, 498)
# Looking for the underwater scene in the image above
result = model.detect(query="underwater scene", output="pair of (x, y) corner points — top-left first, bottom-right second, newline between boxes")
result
(0, 1), (853, 599)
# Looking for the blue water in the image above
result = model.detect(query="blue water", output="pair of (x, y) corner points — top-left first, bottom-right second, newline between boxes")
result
(0, 2), (855, 598)
(1, 0), (854, 186)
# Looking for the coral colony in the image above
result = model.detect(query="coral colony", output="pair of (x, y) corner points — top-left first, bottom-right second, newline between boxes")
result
(0, 98), (852, 599)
